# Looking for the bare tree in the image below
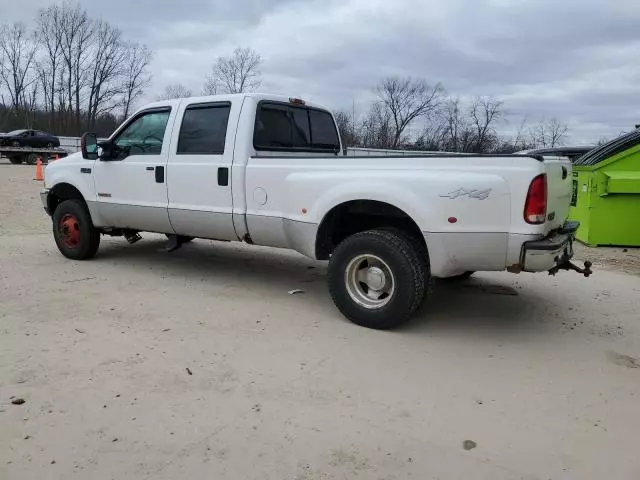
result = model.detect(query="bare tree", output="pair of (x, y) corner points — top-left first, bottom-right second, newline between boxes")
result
(333, 109), (359, 147)
(204, 47), (262, 95)
(359, 103), (394, 148)
(58, 2), (93, 132)
(510, 117), (529, 151)
(529, 118), (569, 148)
(418, 98), (475, 153)
(415, 121), (446, 151)
(120, 42), (152, 119)
(36, 5), (64, 130)
(0, 22), (38, 112)
(469, 96), (503, 152)
(545, 118), (569, 147)
(376, 76), (444, 148)
(86, 20), (127, 128)
(0, 2), (154, 136)
(441, 98), (468, 151)
(157, 83), (192, 100)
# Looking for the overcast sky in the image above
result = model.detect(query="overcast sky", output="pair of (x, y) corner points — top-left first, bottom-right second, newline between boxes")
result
(3, 0), (639, 143)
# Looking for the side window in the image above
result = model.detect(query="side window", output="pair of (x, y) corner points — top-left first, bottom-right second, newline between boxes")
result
(254, 104), (311, 149)
(177, 103), (231, 154)
(291, 107), (311, 145)
(254, 104), (298, 149)
(309, 109), (339, 147)
(253, 102), (339, 152)
(114, 109), (171, 156)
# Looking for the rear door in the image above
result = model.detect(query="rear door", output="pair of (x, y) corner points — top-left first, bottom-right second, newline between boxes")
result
(542, 156), (573, 233)
(166, 100), (238, 240)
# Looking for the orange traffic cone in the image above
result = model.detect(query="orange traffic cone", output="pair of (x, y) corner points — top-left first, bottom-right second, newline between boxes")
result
(34, 158), (44, 181)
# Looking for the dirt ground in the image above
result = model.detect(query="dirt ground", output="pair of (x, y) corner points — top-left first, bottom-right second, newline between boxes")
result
(1, 159), (639, 480)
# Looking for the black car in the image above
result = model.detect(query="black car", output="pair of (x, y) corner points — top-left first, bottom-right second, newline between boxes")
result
(0, 129), (61, 149)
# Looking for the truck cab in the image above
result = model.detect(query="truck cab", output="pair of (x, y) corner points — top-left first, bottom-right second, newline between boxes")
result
(44, 94), (340, 241)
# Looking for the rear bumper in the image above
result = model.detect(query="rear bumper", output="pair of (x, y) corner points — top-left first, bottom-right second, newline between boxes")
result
(520, 221), (580, 272)
(520, 221), (579, 272)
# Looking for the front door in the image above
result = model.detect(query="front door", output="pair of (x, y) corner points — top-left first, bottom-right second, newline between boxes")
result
(166, 100), (237, 240)
(93, 107), (175, 233)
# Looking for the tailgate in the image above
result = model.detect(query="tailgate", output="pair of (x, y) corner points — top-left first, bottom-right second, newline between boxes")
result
(543, 156), (573, 233)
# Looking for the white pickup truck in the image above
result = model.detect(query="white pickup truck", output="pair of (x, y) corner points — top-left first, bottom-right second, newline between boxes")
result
(41, 93), (591, 329)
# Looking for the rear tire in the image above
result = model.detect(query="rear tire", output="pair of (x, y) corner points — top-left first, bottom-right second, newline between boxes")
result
(25, 153), (38, 165)
(9, 156), (23, 164)
(328, 229), (428, 329)
(52, 199), (100, 260)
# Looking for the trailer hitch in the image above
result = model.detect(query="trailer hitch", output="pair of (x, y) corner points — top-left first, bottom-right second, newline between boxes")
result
(548, 254), (593, 277)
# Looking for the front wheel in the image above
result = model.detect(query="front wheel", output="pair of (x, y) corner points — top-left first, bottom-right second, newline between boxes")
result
(328, 229), (428, 329)
(52, 200), (101, 260)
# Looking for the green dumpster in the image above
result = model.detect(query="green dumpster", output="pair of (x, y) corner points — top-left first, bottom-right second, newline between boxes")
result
(569, 129), (640, 246)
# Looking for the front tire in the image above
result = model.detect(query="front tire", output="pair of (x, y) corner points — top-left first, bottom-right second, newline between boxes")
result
(328, 229), (428, 329)
(52, 200), (100, 260)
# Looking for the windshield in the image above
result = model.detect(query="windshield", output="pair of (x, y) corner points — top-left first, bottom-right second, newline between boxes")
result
(6, 129), (27, 135)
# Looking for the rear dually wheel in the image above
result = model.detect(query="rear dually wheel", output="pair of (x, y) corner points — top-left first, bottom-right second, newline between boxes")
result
(328, 229), (428, 329)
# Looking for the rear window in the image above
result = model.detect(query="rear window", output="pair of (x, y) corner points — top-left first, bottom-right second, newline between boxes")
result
(177, 103), (231, 155)
(253, 102), (340, 153)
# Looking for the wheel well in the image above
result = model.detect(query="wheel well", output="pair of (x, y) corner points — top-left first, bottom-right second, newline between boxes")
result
(48, 183), (86, 215)
(315, 200), (426, 260)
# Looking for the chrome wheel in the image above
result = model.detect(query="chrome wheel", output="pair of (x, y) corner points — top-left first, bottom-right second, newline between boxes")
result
(344, 254), (395, 309)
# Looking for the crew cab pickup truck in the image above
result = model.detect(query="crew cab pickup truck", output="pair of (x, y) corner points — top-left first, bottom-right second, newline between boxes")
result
(41, 93), (591, 329)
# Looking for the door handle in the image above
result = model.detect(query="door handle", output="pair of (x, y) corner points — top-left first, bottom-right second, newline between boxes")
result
(218, 167), (229, 186)
(155, 166), (165, 183)
(146, 166), (155, 171)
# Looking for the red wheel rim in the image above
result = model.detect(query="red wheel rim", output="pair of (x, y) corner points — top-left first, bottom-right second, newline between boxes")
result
(59, 214), (80, 248)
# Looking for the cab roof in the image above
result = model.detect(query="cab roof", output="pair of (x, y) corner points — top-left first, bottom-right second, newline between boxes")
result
(140, 93), (329, 114)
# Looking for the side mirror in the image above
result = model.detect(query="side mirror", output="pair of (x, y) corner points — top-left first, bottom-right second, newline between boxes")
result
(81, 132), (98, 160)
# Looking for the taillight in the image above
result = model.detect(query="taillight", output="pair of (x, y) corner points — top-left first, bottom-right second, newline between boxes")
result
(524, 174), (547, 224)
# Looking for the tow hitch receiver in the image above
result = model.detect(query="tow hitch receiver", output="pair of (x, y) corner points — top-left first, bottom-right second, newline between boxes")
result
(548, 253), (593, 277)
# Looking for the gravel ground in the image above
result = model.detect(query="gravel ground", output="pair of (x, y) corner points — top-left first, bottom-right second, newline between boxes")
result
(1, 160), (639, 480)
